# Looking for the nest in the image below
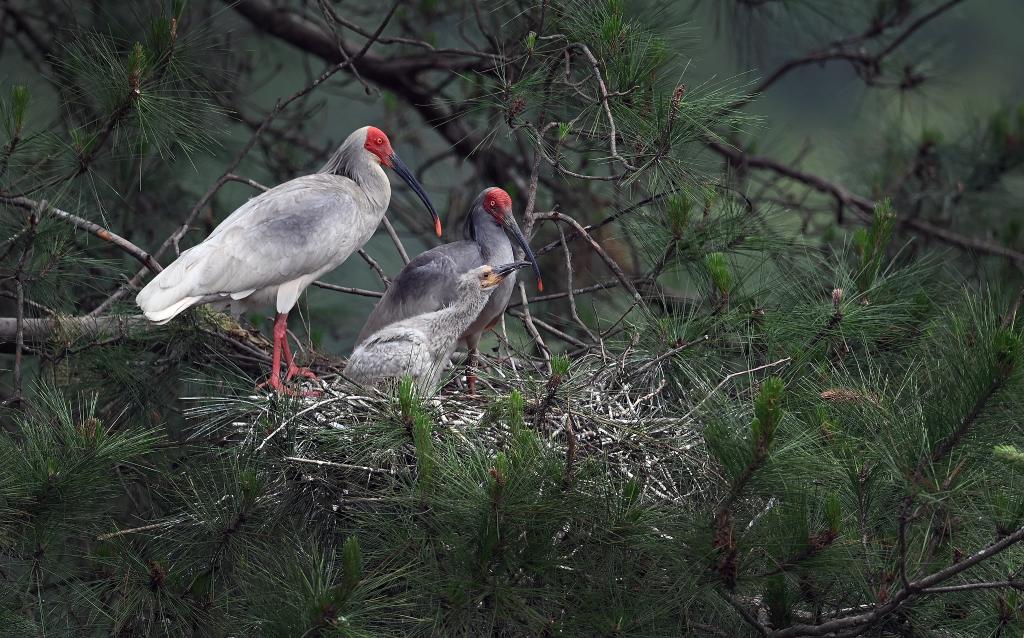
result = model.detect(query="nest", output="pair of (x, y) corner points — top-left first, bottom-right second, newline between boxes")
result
(186, 351), (715, 507)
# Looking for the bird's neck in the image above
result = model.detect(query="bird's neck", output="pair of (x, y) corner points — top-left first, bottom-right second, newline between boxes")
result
(320, 145), (391, 215)
(349, 160), (391, 213)
(464, 212), (511, 262)
(426, 283), (491, 346)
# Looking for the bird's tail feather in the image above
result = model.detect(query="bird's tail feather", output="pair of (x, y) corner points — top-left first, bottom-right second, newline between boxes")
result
(135, 245), (208, 323)
(140, 295), (201, 324)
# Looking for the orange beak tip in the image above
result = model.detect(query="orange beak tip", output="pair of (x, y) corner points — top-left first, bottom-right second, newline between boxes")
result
(434, 219), (443, 238)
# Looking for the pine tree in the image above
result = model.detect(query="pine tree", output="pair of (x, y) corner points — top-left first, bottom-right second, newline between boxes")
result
(1, 1), (1023, 635)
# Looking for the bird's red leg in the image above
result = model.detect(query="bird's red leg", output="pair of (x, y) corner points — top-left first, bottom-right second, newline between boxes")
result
(277, 326), (321, 398)
(257, 312), (290, 394)
(282, 337), (319, 382)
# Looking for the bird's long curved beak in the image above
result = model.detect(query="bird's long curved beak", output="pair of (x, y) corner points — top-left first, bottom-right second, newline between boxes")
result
(502, 211), (544, 291)
(389, 152), (442, 237)
(483, 261), (532, 288)
(491, 261), (532, 278)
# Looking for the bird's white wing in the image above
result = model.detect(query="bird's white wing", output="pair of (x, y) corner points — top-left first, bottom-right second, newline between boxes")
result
(138, 175), (370, 318)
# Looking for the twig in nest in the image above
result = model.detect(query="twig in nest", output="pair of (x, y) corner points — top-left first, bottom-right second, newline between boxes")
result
(563, 405), (578, 486)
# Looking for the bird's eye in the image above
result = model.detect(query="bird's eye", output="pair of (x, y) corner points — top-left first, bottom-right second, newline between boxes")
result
(375, 137), (384, 145)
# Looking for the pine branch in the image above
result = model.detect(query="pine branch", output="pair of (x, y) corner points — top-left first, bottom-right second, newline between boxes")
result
(768, 520), (1024, 637)
(1, 195), (162, 274)
(732, 0), (966, 106)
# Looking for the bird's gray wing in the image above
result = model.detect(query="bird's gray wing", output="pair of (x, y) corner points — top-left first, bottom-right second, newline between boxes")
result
(345, 328), (430, 383)
(142, 175), (368, 306)
(354, 241), (484, 345)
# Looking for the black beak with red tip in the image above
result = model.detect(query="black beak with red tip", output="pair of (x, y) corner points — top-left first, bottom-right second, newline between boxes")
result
(389, 152), (442, 238)
(501, 213), (544, 291)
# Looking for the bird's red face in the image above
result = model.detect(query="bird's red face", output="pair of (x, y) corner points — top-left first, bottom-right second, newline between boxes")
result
(483, 187), (512, 223)
(479, 187), (544, 292)
(363, 126), (395, 167)
(362, 125), (442, 237)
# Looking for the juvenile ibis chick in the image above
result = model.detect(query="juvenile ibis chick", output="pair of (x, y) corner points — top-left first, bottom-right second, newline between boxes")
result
(135, 125), (441, 394)
(354, 188), (542, 394)
(346, 262), (532, 392)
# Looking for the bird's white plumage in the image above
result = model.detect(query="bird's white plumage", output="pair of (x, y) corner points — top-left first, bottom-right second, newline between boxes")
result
(137, 128), (391, 323)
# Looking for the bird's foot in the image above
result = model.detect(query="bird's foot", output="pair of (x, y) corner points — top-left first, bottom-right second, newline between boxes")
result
(465, 372), (477, 397)
(257, 375), (297, 396)
(285, 365), (319, 382)
(285, 366), (322, 397)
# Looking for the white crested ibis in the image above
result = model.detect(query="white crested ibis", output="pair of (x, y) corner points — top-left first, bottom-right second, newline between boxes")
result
(346, 262), (532, 391)
(136, 125), (441, 394)
(353, 187), (541, 393)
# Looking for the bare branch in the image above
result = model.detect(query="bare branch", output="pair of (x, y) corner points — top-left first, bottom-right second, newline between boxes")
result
(557, 224), (599, 344)
(381, 216), (410, 264)
(310, 282), (384, 298)
(535, 211), (643, 302)
(2, 196), (162, 274)
(708, 141), (1024, 266)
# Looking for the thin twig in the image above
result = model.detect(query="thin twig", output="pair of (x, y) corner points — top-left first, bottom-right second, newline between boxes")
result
(357, 248), (391, 286)
(630, 335), (709, 378)
(515, 148), (550, 364)
(920, 580), (1024, 595)
(536, 211), (642, 302)
(283, 456), (389, 474)
(557, 224), (599, 343)
(682, 358), (791, 423)
(571, 42), (635, 172)
(507, 277), (625, 308)
(96, 517), (187, 541)
(381, 215), (410, 264)
(505, 307), (587, 349)
(310, 282), (384, 298)
(11, 204), (38, 400)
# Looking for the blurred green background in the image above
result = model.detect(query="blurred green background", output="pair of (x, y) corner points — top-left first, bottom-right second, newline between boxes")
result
(2, 1), (1021, 352)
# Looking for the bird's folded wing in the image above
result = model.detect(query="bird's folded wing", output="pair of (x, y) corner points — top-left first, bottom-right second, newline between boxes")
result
(346, 330), (429, 382)
(355, 245), (477, 344)
(152, 176), (364, 299)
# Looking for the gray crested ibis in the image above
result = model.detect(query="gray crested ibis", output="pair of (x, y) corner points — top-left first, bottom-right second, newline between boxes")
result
(353, 187), (542, 393)
(346, 262), (533, 391)
(136, 125), (441, 394)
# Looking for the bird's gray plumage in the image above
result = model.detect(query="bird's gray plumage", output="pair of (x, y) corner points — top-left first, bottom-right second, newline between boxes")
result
(346, 263), (529, 391)
(354, 189), (528, 349)
(136, 126), (392, 323)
